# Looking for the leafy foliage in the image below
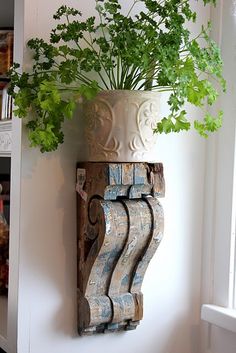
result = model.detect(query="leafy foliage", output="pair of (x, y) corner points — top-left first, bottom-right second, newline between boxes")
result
(8, 0), (225, 152)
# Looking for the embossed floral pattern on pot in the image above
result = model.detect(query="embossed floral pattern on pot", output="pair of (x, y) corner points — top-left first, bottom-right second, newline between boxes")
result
(83, 90), (161, 162)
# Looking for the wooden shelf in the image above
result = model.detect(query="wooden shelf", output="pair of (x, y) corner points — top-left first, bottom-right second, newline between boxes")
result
(0, 296), (8, 351)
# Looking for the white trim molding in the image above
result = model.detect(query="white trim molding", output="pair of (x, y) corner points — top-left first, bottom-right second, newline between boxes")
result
(201, 305), (236, 333)
(201, 1), (236, 352)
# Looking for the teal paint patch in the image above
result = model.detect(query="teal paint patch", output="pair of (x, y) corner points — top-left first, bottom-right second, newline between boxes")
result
(109, 164), (122, 185)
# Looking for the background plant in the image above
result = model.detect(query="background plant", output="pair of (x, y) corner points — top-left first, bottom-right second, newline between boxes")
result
(9, 0), (225, 152)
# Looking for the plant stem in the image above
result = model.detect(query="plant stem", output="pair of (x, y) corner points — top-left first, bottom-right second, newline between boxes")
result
(127, 0), (140, 17)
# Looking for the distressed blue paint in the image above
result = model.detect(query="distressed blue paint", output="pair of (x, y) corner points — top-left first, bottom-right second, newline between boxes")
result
(77, 162), (165, 334)
(134, 164), (146, 184)
(98, 249), (116, 260)
(121, 274), (129, 287)
(102, 201), (112, 215)
(132, 273), (143, 286)
(109, 164), (122, 185)
(123, 293), (133, 305)
(104, 186), (120, 200)
(104, 185), (130, 200)
(101, 303), (111, 318)
(129, 185), (152, 199)
(107, 323), (119, 330)
(101, 248), (121, 275)
(134, 175), (145, 184)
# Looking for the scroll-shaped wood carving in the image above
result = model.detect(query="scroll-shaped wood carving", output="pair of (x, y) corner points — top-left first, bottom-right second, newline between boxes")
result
(77, 163), (165, 335)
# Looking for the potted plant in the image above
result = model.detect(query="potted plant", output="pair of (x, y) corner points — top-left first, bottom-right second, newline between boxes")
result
(8, 0), (225, 161)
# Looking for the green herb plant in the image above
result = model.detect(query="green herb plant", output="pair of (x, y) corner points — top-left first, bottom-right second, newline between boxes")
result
(9, 0), (225, 152)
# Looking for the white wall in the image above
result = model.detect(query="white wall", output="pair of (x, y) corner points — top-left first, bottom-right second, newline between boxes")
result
(12, 1), (209, 353)
(201, 1), (236, 353)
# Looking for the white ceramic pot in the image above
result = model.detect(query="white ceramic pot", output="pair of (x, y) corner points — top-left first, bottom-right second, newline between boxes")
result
(83, 90), (161, 162)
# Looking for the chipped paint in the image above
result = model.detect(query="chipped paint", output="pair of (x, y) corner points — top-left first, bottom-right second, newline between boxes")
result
(77, 162), (164, 335)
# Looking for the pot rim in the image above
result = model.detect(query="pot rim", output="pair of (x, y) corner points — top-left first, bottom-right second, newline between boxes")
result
(95, 89), (161, 94)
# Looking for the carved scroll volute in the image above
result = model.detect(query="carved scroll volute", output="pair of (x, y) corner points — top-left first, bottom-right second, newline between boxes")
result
(78, 199), (113, 331)
(107, 198), (164, 330)
(128, 197), (164, 329)
(130, 197), (164, 295)
(108, 200), (152, 325)
(77, 162), (165, 335)
(78, 199), (129, 332)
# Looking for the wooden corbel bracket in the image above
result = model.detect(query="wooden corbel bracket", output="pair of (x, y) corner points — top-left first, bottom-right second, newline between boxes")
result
(77, 162), (165, 335)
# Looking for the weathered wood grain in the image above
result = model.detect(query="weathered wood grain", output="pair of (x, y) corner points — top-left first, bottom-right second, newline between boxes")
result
(77, 162), (165, 335)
